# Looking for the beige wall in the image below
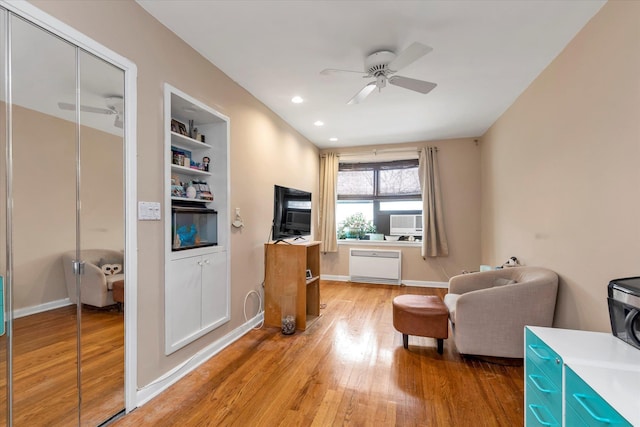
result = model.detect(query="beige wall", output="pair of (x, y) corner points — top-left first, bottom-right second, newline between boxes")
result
(480, 1), (640, 332)
(30, 0), (319, 386)
(320, 138), (481, 282)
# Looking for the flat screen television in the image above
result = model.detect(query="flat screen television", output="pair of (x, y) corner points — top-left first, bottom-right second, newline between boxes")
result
(272, 185), (312, 241)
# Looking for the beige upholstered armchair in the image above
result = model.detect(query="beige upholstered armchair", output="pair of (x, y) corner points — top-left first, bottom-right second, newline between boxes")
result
(62, 249), (124, 307)
(443, 266), (558, 358)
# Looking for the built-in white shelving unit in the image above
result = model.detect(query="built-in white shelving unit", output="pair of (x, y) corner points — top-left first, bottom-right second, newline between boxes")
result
(163, 84), (230, 355)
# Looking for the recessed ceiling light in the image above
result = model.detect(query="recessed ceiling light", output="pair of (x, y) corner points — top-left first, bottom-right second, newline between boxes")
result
(291, 96), (303, 104)
(314, 120), (324, 126)
(329, 137), (338, 142)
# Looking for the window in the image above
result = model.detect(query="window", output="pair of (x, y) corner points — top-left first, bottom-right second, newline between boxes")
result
(336, 160), (422, 238)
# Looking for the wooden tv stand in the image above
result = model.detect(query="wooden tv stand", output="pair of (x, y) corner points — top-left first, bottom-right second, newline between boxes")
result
(264, 241), (321, 331)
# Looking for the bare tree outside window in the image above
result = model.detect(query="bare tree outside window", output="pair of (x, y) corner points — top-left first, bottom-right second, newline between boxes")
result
(379, 168), (420, 195)
(337, 170), (374, 196)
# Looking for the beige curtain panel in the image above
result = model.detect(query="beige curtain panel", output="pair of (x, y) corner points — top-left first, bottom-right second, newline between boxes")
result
(319, 152), (338, 252)
(418, 147), (449, 257)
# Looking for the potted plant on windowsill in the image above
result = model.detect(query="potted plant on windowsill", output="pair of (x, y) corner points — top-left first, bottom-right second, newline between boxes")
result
(338, 212), (376, 240)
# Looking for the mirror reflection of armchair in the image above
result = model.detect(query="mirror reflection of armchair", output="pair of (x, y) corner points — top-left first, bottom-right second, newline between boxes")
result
(62, 249), (124, 307)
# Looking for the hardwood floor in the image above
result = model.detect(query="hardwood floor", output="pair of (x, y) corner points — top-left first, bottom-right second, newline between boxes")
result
(0, 304), (124, 426)
(115, 281), (524, 426)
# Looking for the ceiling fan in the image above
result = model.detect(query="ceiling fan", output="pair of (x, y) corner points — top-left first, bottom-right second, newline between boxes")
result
(321, 42), (437, 104)
(57, 95), (123, 128)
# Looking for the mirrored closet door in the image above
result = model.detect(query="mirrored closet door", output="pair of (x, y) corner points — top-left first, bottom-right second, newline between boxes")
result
(1, 8), (126, 426)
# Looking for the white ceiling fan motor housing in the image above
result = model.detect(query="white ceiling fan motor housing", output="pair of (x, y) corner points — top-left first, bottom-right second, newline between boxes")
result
(105, 95), (123, 113)
(365, 51), (396, 77)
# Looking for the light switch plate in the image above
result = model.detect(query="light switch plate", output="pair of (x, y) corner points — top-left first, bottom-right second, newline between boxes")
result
(138, 201), (161, 221)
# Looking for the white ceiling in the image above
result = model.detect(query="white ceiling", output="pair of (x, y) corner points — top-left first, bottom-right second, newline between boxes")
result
(137, 0), (605, 149)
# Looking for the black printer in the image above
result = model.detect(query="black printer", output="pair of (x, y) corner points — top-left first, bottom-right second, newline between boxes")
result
(608, 277), (640, 350)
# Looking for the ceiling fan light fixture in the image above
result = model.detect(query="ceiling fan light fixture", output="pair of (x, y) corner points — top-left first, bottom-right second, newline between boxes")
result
(291, 96), (303, 104)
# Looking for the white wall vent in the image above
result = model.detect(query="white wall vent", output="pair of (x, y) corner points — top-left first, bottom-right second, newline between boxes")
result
(390, 214), (422, 236)
(349, 249), (401, 285)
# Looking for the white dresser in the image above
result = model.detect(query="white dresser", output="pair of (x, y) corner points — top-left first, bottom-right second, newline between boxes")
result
(525, 326), (640, 426)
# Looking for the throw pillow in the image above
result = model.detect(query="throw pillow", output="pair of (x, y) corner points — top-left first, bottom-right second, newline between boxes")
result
(100, 263), (122, 275)
(99, 257), (124, 275)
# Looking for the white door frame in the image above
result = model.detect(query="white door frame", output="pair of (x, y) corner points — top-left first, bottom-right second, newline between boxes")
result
(0, 0), (138, 412)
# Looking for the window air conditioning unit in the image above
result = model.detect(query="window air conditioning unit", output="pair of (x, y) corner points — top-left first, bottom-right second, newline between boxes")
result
(390, 214), (422, 236)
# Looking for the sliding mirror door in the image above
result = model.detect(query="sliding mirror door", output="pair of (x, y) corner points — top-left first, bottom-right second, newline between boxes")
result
(77, 49), (125, 425)
(10, 14), (79, 425)
(2, 11), (126, 426)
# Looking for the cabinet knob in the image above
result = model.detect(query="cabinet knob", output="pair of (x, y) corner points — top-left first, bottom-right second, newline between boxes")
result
(204, 259), (210, 264)
(555, 358), (561, 365)
(197, 261), (203, 266)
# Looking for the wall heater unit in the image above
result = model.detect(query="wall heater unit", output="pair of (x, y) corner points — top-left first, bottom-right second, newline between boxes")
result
(349, 249), (401, 285)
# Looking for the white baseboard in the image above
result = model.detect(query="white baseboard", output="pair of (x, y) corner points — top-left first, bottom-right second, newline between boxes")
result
(401, 280), (448, 289)
(135, 311), (264, 407)
(320, 275), (447, 289)
(13, 298), (73, 319)
(320, 274), (349, 282)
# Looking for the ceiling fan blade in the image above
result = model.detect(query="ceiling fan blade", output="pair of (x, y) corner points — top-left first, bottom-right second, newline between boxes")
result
(57, 102), (76, 111)
(57, 102), (114, 115)
(320, 68), (367, 76)
(388, 76), (437, 94)
(347, 82), (377, 105)
(388, 42), (433, 72)
(81, 105), (114, 114)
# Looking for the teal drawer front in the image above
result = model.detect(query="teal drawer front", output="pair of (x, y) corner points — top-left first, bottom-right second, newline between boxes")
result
(566, 401), (591, 427)
(526, 361), (561, 421)
(526, 386), (560, 427)
(525, 329), (563, 387)
(565, 367), (632, 427)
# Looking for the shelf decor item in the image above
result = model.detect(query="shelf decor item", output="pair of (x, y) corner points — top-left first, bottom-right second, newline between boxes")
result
(171, 185), (186, 198)
(186, 185), (197, 199)
(172, 118), (188, 136)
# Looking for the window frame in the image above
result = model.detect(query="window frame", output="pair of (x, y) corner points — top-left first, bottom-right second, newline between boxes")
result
(337, 160), (422, 237)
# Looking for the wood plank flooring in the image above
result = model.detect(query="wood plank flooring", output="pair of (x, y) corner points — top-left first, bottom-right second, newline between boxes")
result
(115, 281), (524, 426)
(0, 304), (124, 426)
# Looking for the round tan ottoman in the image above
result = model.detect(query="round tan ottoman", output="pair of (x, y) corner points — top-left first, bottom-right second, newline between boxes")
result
(392, 294), (449, 354)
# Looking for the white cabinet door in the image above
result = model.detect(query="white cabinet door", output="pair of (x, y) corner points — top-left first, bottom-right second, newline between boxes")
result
(201, 251), (229, 328)
(167, 255), (202, 351)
